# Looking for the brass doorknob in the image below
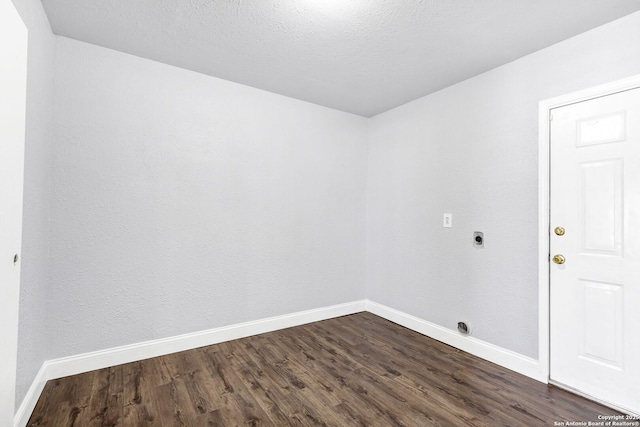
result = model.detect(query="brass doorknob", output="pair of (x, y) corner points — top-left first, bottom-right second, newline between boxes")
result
(554, 227), (565, 236)
(552, 254), (566, 264)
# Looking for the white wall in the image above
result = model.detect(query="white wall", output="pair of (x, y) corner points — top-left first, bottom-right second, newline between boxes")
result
(47, 37), (368, 360)
(11, 0), (55, 411)
(366, 11), (640, 358)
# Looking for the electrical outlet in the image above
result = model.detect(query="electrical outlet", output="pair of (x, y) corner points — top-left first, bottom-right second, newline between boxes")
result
(473, 231), (484, 247)
(443, 213), (452, 228)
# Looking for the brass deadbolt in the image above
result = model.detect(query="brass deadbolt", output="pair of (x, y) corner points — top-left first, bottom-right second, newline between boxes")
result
(554, 227), (565, 236)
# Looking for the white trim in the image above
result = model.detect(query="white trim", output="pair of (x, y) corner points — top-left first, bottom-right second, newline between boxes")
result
(537, 73), (640, 386)
(16, 298), (582, 425)
(365, 300), (545, 382)
(13, 300), (366, 427)
(13, 364), (47, 427)
(538, 94), (552, 383)
(44, 300), (366, 382)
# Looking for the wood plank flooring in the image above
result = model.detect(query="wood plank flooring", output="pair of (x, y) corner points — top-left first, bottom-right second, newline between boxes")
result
(27, 312), (622, 426)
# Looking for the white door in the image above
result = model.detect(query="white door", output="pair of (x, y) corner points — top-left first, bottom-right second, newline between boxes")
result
(0, 0), (28, 421)
(549, 87), (640, 414)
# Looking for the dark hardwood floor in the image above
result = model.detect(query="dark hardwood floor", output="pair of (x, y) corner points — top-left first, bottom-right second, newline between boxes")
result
(28, 312), (621, 426)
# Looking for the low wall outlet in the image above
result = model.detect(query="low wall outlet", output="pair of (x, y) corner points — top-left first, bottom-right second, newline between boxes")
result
(443, 213), (452, 228)
(473, 231), (484, 248)
(457, 321), (471, 335)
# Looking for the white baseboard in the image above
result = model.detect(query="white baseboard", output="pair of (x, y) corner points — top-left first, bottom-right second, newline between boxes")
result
(14, 363), (47, 427)
(15, 299), (546, 426)
(14, 300), (366, 427)
(44, 300), (367, 381)
(364, 300), (546, 383)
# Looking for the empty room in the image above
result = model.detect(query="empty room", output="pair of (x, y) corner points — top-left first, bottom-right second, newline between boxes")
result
(2, 0), (640, 425)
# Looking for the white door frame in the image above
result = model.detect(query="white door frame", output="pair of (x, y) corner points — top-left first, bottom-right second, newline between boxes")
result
(0, 0), (27, 423)
(538, 73), (640, 404)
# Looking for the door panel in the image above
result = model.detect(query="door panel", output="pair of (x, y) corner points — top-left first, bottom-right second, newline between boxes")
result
(550, 87), (640, 414)
(579, 280), (623, 368)
(577, 111), (626, 146)
(0, 0), (27, 421)
(579, 159), (622, 255)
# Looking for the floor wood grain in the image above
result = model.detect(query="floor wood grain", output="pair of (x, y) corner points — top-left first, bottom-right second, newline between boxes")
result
(27, 312), (622, 426)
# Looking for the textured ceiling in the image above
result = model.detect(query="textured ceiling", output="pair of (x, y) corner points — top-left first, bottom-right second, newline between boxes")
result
(41, 0), (640, 117)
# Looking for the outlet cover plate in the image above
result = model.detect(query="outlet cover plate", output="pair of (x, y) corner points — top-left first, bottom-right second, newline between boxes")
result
(443, 213), (452, 228)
